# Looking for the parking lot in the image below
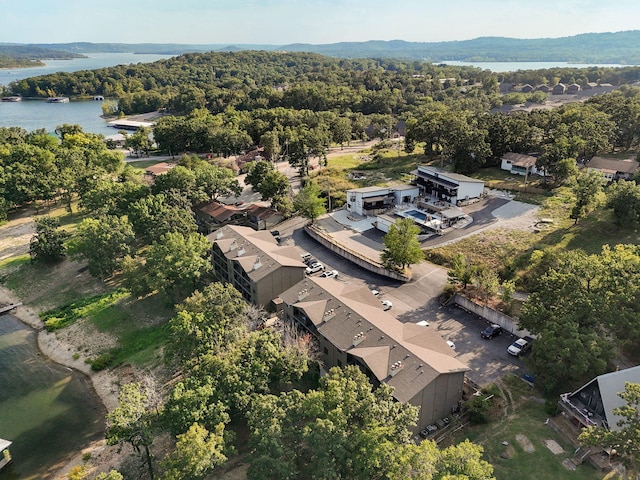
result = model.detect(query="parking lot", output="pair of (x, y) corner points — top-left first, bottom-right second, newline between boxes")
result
(274, 214), (526, 387)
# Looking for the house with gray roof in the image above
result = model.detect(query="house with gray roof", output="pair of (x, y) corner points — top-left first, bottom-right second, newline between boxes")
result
(586, 157), (639, 182)
(208, 225), (307, 307)
(560, 366), (640, 432)
(501, 152), (541, 176)
(277, 277), (469, 431)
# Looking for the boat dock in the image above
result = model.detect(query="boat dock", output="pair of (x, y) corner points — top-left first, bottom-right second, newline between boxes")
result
(0, 439), (12, 472)
(0, 303), (21, 315)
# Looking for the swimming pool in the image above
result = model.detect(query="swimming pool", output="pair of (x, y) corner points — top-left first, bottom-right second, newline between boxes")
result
(404, 209), (428, 222)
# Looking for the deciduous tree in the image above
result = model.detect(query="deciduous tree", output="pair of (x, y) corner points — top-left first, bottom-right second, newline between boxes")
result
(381, 218), (424, 270)
(68, 215), (135, 278)
(293, 181), (326, 223)
(145, 232), (212, 301)
(162, 423), (227, 480)
(29, 216), (70, 263)
(106, 383), (156, 480)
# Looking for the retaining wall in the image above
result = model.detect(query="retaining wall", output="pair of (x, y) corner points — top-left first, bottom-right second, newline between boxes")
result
(305, 225), (410, 282)
(452, 294), (533, 338)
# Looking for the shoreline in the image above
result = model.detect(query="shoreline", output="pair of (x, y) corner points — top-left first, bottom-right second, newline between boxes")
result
(0, 284), (126, 478)
(0, 284), (119, 411)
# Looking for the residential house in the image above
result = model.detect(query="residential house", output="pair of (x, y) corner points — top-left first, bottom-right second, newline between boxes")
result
(567, 83), (581, 94)
(195, 201), (246, 233)
(235, 147), (265, 173)
(245, 204), (285, 231)
(346, 185), (419, 217)
(535, 84), (551, 93)
(208, 225), (307, 307)
(552, 83), (567, 95)
(560, 365), (640, 432)
(521, 84), (534, 93)
(412, 166), (485, 205)
(500, 152), (541, 176)
(586, 157), (639, 182)
(277, 277), (469, 431)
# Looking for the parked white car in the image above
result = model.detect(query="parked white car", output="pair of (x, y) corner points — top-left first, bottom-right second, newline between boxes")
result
(305, 262), (324, 274)
(507, 337), (531, 356)
(380, 300), (393, 310)
(446, 340), (456, 351)
(320, 270), (338, 279)
(370, 289), (380, 296)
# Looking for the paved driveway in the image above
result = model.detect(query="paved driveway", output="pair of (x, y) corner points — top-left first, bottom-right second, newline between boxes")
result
(275, 215), (526, 386)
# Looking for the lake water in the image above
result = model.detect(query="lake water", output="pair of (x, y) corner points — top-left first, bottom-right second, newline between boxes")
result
(0, 53), (170, 135)
(0, 54), (635, 135)
(0, 314), (105, 480)
(440, 60), (635, 72)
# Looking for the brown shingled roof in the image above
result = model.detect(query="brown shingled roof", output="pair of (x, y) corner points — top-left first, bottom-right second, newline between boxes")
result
(279, 277), (469, 403)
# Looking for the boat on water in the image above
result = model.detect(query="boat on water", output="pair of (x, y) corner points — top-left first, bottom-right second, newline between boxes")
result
(0, 439), (13, 472)
(93, 95), (104, 101)
(1, 96), (22, 102)
(47, 97), (70, 103)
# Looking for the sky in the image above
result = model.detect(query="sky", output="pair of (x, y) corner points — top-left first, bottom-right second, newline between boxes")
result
(2, 0), (640, 45)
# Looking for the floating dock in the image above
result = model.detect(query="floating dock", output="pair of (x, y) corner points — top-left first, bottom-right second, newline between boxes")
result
(0, 438), (12, 472)
(0, 303), (21, 315)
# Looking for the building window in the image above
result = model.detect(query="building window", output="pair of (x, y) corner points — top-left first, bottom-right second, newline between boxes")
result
(323, 347), (328, 355)
(337, 360), (342, 367)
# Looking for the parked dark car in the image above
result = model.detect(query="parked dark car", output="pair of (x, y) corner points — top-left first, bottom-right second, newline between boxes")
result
(481, 324), (503, 339)
(270, 230), (280, 237)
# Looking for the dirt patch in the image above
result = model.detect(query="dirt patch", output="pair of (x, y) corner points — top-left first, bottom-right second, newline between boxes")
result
(515, 433), (535, 453)
(544, 439), (565, 455)
(0, 214), (34, 260)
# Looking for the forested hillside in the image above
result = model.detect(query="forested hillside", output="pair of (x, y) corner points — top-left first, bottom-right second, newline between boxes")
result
(0, 44), (84, 68)
(15, 30), (640, 62)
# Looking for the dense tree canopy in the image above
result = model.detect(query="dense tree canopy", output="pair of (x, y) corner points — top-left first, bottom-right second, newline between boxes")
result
(521, 245), (640, 394)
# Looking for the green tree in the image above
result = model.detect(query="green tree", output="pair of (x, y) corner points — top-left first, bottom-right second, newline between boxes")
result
(125, 127), (153, 157)
(607, 179), (640, 226)
(553, 157), (579, 185)
(579, 382), (640, 471)
(162, 423), (227, 480)
(245, 161), (289, 202)
(29, 216), (70, 263)
(293, 181), (326, 223)
(68, 216), (135, 278)
(259, 130), (280, 162)
(193, 162), (241, 202)
(106, 383), (156, 480)
(388, 439), (494, 480)
(145, 232), (212, 301)
(167, 282), (247, 365)
(447, 253), (474, 290)
(247, 365), (419, 480)
(570, 169), (604, 224)
(94, 471), (124, 480)
(163, 377), (230, 436)
(128, 193), (196, 244)
(381, 218), (424, 270)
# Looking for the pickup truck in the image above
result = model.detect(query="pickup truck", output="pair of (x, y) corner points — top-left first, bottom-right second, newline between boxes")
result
(507, 337), (533, 356)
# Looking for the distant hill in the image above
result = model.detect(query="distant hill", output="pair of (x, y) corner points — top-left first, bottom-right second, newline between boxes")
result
(0, 44), (84, 68)
(10, 31), (640, 64)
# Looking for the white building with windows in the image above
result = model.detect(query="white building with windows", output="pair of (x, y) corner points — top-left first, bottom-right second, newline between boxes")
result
(412, 166), (484, 205)
(346, 184), (419, 217)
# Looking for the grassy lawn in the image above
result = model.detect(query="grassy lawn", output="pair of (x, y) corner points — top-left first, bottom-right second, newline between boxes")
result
(451, 376), (605, 480)
(89, 293), (173, 367)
